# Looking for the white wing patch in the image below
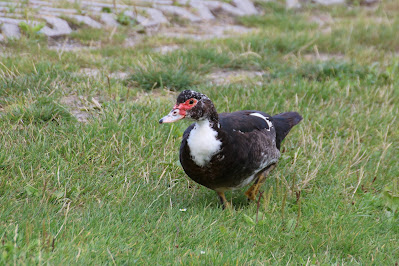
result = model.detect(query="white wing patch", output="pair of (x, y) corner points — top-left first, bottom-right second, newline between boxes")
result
(187, 120), (222, 167)
(250, 113), (273, 131)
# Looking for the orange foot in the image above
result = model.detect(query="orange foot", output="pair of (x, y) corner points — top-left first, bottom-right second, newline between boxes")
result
(216, 191), (231, 210)
(245, 164), (277, 202)
(245, 183), (260, 201)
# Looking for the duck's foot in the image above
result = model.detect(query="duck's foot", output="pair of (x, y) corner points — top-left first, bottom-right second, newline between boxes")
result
(216, 191), (231, 210)
(245, 183), (260, 202)
(245, 163), (277, 202)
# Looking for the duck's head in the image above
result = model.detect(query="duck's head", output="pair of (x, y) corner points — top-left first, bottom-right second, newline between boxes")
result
(159, 90), (216, 124)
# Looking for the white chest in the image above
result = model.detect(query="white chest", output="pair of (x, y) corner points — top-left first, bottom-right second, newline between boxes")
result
(187, 120), (222, 167)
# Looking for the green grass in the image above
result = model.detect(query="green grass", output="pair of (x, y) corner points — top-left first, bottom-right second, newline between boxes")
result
(1, 1), (399, 264)
(128, 57), (201, 90)
(4, 96), (75, 123)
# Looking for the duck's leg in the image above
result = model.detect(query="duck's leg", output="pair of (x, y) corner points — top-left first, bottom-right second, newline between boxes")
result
(216, 191), (230, 209)
(245, 163), (276, 201)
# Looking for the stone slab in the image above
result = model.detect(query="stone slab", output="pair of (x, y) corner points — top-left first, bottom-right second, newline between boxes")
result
(156, 5), (201, 22)
(1, 23), (21, 39)
(203, 1), (246, 16)
(100, 13), (118, 27)
(40, 16), (72, 37)
(71, 15), (102, 28)
(232, 0), (258, 15)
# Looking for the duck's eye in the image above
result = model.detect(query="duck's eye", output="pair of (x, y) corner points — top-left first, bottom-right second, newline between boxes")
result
(189, 100), (194, 105)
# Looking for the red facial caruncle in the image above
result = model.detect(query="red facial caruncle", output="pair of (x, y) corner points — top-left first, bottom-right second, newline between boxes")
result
(159, 98), (198, 124)
(174, 98), (198, 116)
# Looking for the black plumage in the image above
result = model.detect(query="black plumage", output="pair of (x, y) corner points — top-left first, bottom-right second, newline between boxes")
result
(160, 90), (302, 208)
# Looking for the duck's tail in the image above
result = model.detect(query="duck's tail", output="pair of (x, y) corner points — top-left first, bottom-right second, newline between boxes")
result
(272, 112), (303, 150)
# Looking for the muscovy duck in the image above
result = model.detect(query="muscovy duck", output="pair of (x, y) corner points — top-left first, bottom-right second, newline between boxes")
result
(159, 90), (302, 208)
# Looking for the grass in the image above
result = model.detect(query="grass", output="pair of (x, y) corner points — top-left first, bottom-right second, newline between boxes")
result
(1, 0), (399, 264)
(128, 57), (201, 90)
(3, 96), (75, 123)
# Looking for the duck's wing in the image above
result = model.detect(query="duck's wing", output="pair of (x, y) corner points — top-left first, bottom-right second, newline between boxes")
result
(219, 110), (274, 134)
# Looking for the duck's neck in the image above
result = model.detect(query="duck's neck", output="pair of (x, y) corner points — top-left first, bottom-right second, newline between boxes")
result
(201, 102), (219, 130)
(197, 117), (219, 131)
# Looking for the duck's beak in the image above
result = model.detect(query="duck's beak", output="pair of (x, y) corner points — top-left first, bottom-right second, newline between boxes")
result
(159, 108), (185, 124)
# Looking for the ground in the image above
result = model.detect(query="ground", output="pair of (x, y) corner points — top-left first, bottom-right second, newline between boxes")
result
(0, 0), (398, 264)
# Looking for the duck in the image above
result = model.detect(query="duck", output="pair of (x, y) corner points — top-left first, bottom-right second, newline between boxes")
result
(159, 90), (302, 208)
